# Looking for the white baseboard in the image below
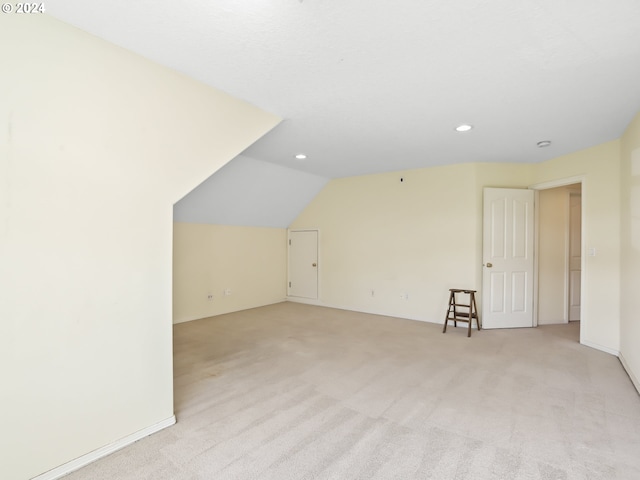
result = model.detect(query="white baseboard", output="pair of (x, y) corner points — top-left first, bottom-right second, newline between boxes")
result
(173, 299), (288, 324)
(286, 296), (324, 306)
(619, 353), (640, 394)
(580, 339), (619, 357)
(173, 314), (206, 324)
(32, 415), (176, 480)
(285, 298), (442, 325)
(173, 313), (210, 325)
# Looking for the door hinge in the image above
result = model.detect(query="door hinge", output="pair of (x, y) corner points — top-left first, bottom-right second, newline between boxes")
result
(289, 239), (291, 245)
(289, 281), (291, 287)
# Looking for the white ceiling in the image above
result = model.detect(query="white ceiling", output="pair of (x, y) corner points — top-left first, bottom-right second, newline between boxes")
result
(48, 1), (640, 179)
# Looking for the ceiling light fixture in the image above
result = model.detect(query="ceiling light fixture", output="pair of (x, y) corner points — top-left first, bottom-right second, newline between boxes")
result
(455, 124), (473, 132)
(537, 140), (552, 148)
(295, 154), (307, 160)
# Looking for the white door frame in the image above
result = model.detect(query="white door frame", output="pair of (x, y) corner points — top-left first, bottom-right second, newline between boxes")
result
(567, 191), (582, 322)
(529, 175), (585, 343)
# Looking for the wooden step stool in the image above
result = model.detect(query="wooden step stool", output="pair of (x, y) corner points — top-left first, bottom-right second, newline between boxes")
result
(443, 289), (480, 337)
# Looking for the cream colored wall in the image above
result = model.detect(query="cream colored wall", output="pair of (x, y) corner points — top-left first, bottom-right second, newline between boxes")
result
(538, 188), (567, 324)
(620, 111), (640, 390)
(173, 223), (287, 323)
(290, 163), (531, 322)
(0, 15), (279, 480)
(531, 141), (621, 353)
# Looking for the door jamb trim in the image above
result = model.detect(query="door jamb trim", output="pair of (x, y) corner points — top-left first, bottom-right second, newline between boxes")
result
(529, 175), (585, 345)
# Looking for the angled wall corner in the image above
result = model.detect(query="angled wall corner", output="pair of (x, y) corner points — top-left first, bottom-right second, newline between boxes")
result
(0, 14), (279, 480)
(172, 156), (328, 325)
(620, 110), (640, 392)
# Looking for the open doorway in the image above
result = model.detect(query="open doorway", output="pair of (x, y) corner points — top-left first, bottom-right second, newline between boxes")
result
(535, 182), (583, 333)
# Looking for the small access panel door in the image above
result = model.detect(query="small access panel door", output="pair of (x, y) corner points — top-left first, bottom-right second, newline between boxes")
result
(288, 230), (318, 299)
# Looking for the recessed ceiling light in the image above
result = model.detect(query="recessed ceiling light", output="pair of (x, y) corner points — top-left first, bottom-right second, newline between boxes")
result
(537, 140), (552, 148)
(455, 124), (473, 132)
(295, 153), (307, 160)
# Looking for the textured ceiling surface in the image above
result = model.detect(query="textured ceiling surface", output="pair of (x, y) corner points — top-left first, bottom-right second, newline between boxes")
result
(48, 1), (640, 178)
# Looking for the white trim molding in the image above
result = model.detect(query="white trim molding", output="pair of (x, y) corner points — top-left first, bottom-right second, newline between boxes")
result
(619, 353), (640, 394)
(581, 339), (619, 357)
(286, 296), (324, 306)
(32, 415), (176, 480)
(174, 314), (207, 324)
(529, 175), (586, 191)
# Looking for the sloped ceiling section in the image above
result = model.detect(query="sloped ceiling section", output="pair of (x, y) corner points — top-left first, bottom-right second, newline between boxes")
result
(173, 156), (329, 228)
(46, 1), (640, 179)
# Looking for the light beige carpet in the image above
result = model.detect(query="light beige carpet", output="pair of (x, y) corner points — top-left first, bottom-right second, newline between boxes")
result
(64, 302), (640, 479)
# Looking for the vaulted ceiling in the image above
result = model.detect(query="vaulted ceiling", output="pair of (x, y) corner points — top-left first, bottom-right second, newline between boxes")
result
(48, 1), (640, 225)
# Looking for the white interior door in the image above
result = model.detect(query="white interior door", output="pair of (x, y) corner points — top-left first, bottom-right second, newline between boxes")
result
(482, 188), (535, 329)
(568, 193), (582, 321)
(288, 230), (318, 299)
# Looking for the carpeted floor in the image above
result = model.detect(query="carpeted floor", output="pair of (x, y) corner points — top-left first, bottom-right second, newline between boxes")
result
(63, 302), (640, 479)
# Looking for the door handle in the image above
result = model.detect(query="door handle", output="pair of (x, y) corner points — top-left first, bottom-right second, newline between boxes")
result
(485, 262), (493, 268)
(312, 263), (317, 267)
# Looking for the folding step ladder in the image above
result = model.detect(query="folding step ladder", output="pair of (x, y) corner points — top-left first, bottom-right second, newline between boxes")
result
(443, 289), (480, 337)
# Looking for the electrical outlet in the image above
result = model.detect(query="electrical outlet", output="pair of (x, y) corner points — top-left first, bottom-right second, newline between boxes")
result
(400, 293), (409, 300)
(207, 294), (214, 301)
(224, 289), (232, 296)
